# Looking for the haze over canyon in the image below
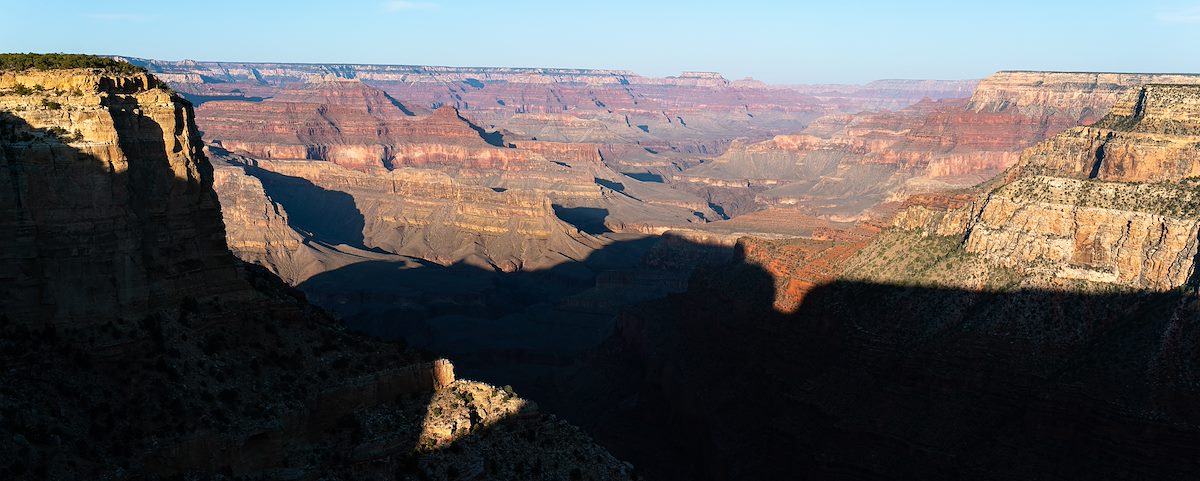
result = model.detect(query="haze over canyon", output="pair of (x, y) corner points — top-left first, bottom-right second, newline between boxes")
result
(1, 35), (1198, 481)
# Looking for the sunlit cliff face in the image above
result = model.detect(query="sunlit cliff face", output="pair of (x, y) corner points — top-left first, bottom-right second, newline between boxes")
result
(734, 85), (1200, 316)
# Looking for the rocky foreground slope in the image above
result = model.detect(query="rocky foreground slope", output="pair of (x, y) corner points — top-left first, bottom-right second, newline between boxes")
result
(572, 83), (1200, 480)
(0, 63), (633, 480)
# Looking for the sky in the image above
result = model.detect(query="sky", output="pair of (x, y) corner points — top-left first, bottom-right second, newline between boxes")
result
(2, 0), (1199, 84)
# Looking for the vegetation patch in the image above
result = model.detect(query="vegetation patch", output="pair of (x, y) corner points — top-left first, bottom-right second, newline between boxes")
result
(0, 53), (145, 73)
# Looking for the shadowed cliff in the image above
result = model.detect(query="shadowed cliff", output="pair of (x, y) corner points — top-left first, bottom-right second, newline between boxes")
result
(242, 162), (370, 249)
(0, 93), (242, 325)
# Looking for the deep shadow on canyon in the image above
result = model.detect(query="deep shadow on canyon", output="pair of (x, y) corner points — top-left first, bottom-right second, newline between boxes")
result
(574, 257), (1200, 481)
(292, 231), (729, 405)
(75, 104), (1197, 480)
(286, 208), (1200, 481)
(245, 164), (370, 249)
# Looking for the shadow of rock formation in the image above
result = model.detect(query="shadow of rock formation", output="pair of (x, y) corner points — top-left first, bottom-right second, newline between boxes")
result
(454, 108), (505, 147)
(239, 161), (369, 249)
(0, 105), (240, 325)
(552, 205), (613, 235)
(293, 234), (712, 405)
(561, 246), (1200, 481)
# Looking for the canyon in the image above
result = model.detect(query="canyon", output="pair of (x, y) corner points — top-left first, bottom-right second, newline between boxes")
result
(4, 50), (1200, 481)
(136, 62), (1182, 264)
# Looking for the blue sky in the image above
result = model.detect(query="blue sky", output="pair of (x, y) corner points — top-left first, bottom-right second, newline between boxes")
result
(2, 0), (1198, 83)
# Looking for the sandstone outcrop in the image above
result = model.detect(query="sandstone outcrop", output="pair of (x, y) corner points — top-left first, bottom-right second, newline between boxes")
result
(1017, 84), (1200, 182)
(209, 154), (361, 285)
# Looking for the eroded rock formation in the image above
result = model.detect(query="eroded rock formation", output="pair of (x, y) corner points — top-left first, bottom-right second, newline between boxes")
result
(192, 79), (717, 283)
(130, 58), (986, 188)
(907, 84), (1200, 291)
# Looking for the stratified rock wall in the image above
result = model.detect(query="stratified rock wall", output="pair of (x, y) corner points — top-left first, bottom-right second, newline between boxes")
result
(947, 85), (1200, 291)
(0, 69), (245, 327)
(968, 71), (1200, 121)
(192, 79), (712, 281)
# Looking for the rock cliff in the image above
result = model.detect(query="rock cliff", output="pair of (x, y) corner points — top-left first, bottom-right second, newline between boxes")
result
(0, 63), (632, 480)
(967, 70), (1200, 120)
(900, 84), (1200, 291)
(0, 68), (246, 327)
(1017, 84), (1200, 182)
(217, 153), (606, 274)
(196, 81), (531, 171)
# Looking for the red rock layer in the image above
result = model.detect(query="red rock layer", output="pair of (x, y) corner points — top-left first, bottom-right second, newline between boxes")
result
(735, 234), (875, 312)
(196, 81), (551, 172)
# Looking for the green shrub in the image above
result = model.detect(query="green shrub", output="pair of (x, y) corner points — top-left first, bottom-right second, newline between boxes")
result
(11, 83), (32, 95)
(0, 53), (145, 73)
(46, 126), (78, 141)
(41, 99), (61, 110)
